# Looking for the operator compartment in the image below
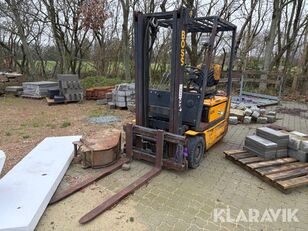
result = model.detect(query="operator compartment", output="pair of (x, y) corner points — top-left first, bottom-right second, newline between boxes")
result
(202, 96), (227, 123)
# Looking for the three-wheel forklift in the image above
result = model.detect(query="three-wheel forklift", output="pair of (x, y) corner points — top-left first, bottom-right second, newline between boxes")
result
(50, 7), (237, 224)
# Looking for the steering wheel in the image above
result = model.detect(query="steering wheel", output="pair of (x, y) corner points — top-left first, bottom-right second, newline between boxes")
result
(185, 65), (203, 93)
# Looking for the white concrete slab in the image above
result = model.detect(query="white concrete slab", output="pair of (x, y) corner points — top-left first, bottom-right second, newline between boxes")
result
(0, 136), (81, 231)
(0, 150), (6, 175)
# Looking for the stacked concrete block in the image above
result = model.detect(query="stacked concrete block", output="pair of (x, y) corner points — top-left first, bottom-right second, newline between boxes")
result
(288, 149), (308, 162)
(244, 135), (277, 159)
(108, 83), (135, 109)
(286, 131), (308, 162)
(22, 81), (58, 98)
(256, 127), (289, 158)
(58, 74), (83, 102)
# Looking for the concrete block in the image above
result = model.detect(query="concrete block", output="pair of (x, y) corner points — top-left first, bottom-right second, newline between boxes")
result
(244, 108), (252, 116)
(288, 149), (308, 162)
(300, 140), (308, 152)
(244, 145), (276, 160)
(246, 135), (277, 149)
(251, 106), (260, 113)
(290, 131), (308, 138)
(0, 136), (81, 231)
(276, 149), (288, 158)
(0, 150), (5, 175)
(260, 108), (266, 116)
(257, 117), (267, 124)
(96, 99), (107, 105)
(230, 109), (245, 117)
(267, 111), (276, 116)
(243, 116), (252, 124)
(228, 116), (238, 124)
(251, 110), (260, 119)
(288, 135), (302, 150)
(237, 103), (246, 110)
(266, 115), (276, 123)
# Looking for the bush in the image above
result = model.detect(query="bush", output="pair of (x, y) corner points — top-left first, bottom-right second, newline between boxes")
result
(80, 76), (125, 89)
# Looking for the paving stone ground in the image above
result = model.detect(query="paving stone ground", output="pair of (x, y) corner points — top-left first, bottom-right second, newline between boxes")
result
(37, 101), (308, 231)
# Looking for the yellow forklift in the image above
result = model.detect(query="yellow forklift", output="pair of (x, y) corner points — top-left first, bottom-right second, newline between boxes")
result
(51, 7), (237, 224)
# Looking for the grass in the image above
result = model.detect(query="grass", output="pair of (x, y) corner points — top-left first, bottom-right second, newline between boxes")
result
(60, 121), (71, 128)
(46, 123), (56, 129)
(80, 76), (127, 89)
(88, 107), (115, 118)
(22, 135), (30, 139)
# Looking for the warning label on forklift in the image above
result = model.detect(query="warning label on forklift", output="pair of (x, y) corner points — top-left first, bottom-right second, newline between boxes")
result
(179, 84), (183, 111)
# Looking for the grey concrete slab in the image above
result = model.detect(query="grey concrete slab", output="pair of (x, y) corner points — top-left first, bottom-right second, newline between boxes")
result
(0, 150), (5, 176)
(0, 136), (81, 231)
(245, 135), (278, 149)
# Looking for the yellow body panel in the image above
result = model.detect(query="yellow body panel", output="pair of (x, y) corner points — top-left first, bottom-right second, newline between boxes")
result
(207, 101), (226, 122)
(185, 98), (231, 150)
(203, 96), (227, 106)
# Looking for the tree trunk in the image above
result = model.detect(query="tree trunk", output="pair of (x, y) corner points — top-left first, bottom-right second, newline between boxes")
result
(259, 0), (280, 91)
(6, 0), (35, 80)
(120, 0), (130, 80)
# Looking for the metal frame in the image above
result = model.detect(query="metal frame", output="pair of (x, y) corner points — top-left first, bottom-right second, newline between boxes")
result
(134, 7), (236, 161)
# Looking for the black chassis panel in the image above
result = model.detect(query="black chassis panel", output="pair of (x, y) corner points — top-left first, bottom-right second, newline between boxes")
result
(149, 89), (202, 127)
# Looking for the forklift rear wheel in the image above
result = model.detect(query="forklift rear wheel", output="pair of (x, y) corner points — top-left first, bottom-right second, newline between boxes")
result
(187, 136), (205, 169)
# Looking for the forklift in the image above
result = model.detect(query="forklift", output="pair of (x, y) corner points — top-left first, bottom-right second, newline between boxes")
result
(52, 7), (237, 224)
(131, 7), (236, 170)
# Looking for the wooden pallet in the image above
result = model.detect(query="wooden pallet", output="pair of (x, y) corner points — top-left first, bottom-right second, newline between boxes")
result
(224, 150), (308, 193)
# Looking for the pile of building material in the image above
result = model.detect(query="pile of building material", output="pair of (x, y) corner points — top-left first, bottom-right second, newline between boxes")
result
(0, 135), (81, 231)
(229, 103), (276, 125)
(5, 86), (23, 96)
(22, 81), (59, 98)
(46, 74), (84, 105)
(58, 74), (83, 102)
(256, 127), (288, 158)
(243, 127), (308, 162)
(244, 135), (278, 159)
(0, 72), (24, 95)
(108, 83), (135, 110)
(85, 86), (113, 100)
(287, 131), (308, 162)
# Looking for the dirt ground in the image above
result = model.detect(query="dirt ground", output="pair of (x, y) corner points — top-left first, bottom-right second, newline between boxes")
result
(0, 96), (133, 176)
(1, 96), (308, 231)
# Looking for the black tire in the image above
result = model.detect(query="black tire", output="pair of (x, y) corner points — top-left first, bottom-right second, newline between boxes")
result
(187, 136), (205, 169)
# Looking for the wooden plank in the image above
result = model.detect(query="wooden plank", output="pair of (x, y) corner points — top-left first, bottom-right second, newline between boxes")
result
(224, 150), (248, 156)
(266, 167), (308, 181)
(247, 158), (297, 169)
(238, 156), (265, 164)
(277, 175), (308, 189)
(256, 162), (308, 176)
(230, 152), (256, 160)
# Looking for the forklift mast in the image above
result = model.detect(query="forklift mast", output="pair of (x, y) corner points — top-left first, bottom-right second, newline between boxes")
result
(134, 7), (236, 135)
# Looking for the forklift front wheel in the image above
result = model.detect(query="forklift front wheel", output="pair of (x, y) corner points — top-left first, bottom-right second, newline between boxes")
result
(187, 136), (205, 169)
